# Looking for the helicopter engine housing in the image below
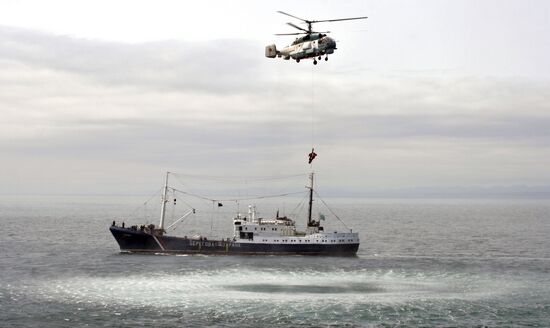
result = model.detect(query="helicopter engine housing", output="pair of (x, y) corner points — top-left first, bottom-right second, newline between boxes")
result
(265, 44), (278, 58)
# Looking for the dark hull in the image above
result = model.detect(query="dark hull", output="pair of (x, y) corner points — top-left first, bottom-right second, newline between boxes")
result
(110, 226), (359, 256)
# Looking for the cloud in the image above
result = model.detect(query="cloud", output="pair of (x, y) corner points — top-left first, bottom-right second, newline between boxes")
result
(0, 25), (264, 93)
(1, 26), (550, 195)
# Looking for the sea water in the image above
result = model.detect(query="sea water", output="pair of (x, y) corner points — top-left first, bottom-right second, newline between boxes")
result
(0, 195), (549, 327)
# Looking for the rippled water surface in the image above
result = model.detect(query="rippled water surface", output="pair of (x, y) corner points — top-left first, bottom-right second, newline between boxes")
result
(1, 196), (549, 327)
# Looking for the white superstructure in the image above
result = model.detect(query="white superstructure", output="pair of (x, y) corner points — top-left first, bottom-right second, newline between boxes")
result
(232, 205), (359, 245)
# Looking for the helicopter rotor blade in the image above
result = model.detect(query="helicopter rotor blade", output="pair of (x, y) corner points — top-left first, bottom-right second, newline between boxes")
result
(312, 16), (368, 23)
(306, 30), (331, 34)
(287, 22), (309, 33)
(277, 11), (310, 23)
(275, 32), (308, 36)
(274, 30), (330, 36)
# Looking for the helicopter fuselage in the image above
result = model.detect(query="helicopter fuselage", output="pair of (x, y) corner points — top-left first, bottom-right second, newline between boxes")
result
(265, 33), (337, 64)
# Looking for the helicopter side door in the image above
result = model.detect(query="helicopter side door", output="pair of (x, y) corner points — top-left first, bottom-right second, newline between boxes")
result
(302, 40), (318, 58)
(311, 40), (319, 54)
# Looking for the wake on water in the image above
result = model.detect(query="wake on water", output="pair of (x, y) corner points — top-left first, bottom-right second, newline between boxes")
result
(15, 267), (513, 307)
(4, 264), (535, 327)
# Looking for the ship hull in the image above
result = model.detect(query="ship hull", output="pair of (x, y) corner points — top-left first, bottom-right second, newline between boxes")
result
(110, 226), (358, 256)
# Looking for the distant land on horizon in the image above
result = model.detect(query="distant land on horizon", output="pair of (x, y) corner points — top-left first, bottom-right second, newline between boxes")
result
(2, 185), (550, 199)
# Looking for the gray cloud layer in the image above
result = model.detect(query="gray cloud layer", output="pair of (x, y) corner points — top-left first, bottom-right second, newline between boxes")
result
(1, 26), (549, 195)
(0, 26), (263, 92)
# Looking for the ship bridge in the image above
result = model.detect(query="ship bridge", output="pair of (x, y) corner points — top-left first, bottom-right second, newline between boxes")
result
(232, 205), (357, 246)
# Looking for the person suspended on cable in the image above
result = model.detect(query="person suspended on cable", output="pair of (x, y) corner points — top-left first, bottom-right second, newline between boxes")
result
(308, 148), (317, 164)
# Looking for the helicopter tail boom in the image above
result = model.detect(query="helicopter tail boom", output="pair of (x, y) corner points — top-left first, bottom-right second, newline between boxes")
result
(265, 44), (279, 58)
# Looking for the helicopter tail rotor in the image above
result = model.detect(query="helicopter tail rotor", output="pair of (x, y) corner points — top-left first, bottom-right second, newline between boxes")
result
(265, 44), (279, 58)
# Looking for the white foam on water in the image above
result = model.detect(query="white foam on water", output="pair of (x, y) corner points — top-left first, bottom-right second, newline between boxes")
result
(21, 268), (516, 309)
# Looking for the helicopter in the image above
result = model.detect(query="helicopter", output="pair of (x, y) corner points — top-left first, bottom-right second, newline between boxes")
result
(265, 11), (367, 65)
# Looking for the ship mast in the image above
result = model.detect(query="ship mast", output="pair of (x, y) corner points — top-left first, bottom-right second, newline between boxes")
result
(159, 171), (170, 232)
(307, 172), (314, 226)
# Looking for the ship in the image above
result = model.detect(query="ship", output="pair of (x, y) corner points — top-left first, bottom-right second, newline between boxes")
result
(110, 171), (359, 256)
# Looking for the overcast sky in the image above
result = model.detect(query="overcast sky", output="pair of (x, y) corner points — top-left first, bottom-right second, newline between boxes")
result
(1, 0), (549, 196)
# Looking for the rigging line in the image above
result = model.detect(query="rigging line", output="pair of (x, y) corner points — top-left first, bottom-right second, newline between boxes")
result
(235, 190), (306, 202)
(171, 174), (190, 189)
(170, 172), (307, 183)
(289, 191), (309, 217)
(171, 188), (176, 222)
(171, 175), (231, 205)
(313, 190), (350, 230)
(210, 201), (215, 235)
(142, 187), (164, 206)
(170, 174), (210, 204)
(173, 194), (195, 212)
(170, 214), (194, 231)
(172, 172), (307, 180)
(294, 198), (308, 220)
(169, 187), (213, 202)
(124, 187), (164, 222)
(169, 187), (306, 203)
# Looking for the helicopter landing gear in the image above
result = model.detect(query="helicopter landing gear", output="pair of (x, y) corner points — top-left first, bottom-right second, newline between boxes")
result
(313, 59), (318, 65)
(318, 56), (322, 60)
(296, 58), (300, 63)
(325, 56), (328, 61)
